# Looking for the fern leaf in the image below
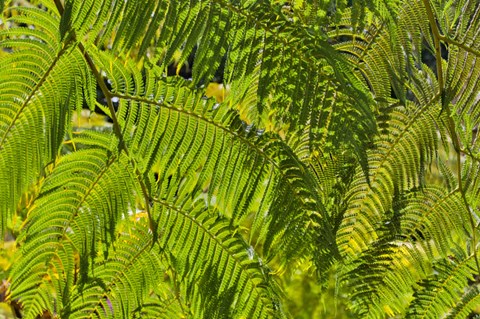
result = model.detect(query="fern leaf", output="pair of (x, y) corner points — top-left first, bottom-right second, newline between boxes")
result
(89, 51), (328, 263)
(406, 253), (478, 318)
(0, 5), (91, 236)
(337, 103), (440, 257)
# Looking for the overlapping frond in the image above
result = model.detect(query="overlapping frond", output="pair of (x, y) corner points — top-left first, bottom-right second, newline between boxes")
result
(439, 0), (480, 131)
(65, 220), (162, 319)
(2, 2), (329, 315)
(406, 252), (479, 318)
(328, 9), (399, 102)
(446, 285), (480, 319)
(152, 197), (282, 319)
(321, 2), (480, 316)
(57, 0), (379, 164)
(8, 131), (135, 317)
(9, 128), (287, 318)
(2, 0), (480, 318)
(90, 50), (327, 262)
(0, 4), (94, 236)
(342, 184), (472, 316)
(337, 101), (440, 257)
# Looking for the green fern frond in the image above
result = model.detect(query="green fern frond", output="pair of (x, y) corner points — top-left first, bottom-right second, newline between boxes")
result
(8, 132), (136, 317)
(59, 0), (377, 164)
(152, 197), (282, 319)
(343, 240), (421, 317)
(328, 9), (404, 103)
(3, 1), (480, 318)
(406, 252), (478, 318)
(88, 51), (328, 263)
(397, 187), (467, 256)
(0, 4), (93, 236)
(10, 128), (285, 318)
(65, 221), (163, 319)
(338, 102), (440, 257)
(446, 285), (480, 319)
(133, 292), (185, 319)
(438, 0), (480, 130)
(342, 184), (471, 317)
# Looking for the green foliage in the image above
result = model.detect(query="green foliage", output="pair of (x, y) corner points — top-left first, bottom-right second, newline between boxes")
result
(1, 0), (480, 318)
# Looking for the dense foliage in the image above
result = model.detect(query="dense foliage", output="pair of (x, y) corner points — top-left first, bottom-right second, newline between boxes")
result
(1, 0), (480, 318)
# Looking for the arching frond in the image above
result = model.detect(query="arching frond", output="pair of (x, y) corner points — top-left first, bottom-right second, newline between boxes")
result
(3, 1), (480, 318)
(446, 285), (480, 319)
(8, 131), (135, 317)
(87, 50), (329, 263)
(342, 185), (471, 317)
(57, 0), (378, 165)
(9, 129), (285, 318)
(0, 4), (94, 236)
(406, 252), (478, 318)
(151, 197), (282, 319)
(337, 102), (441, 257)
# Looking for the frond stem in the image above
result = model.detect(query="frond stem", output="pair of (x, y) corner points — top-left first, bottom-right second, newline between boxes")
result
(53, 0), (63, 14)
(152, 197), (270, 303)
(83, 46), (155, 232)
(439, 35), (480, 57)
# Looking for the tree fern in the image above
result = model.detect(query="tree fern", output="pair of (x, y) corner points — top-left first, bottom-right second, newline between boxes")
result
(1, 0), (480, 318)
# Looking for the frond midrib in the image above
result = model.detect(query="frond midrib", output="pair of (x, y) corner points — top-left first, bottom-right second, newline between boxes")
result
(153, 197), (274, 310)
(112, 91), (323, 212)
(0, 41), (73, 149)
(416, 255), (476, 319)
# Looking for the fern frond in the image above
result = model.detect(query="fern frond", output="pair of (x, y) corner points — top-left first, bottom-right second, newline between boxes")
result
(8, 131), (136, 317)
(344, 240), (423, 317)
(4, 1), (480, 318)
(152, 197), (282, 319)
(65, 221), (163, 319)
(328, 9), (404, 103)
(406, 252), (478, 318)
(133, 292), (185, 319)
(398, 187), (467, 256)
(89, 51), (328, 263)
(446, 285), (480, 319)
(439, 0), (480, 130)
(0, 4), (93, 236)
(57, 0), (377, 164)
(342, 184), (471, 317)
(337, 102), (440, 257)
